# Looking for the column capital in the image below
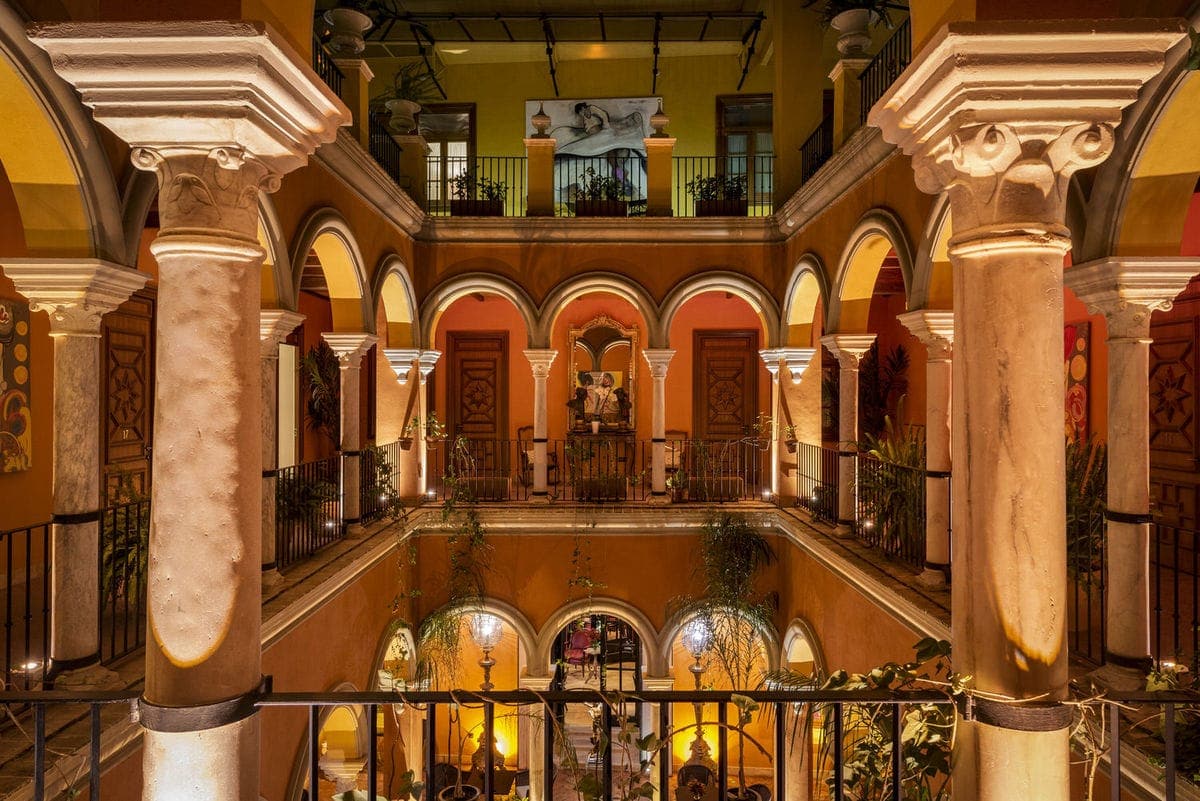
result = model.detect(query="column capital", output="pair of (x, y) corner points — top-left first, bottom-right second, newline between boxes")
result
(820, 334), (875, 369)
(897, 310), (955, 361)
(29, 21), (350, 175)
(259, 309), (305, 356)
(642, 348), (676, 379)
(828, 57), (871, 83)
(383, 348), (423, 384)
(332, 57), (375, 84)
(760, 347), (816, 384)
(322, 332), (378, 367)
(869, 21), (1184, 232)
(1065, 257), (1200, 339)
(523, 349), (558, 379)
(1, 259), (147, 335)
(417, 349), (442, 384)
(758, 349), (782, 379)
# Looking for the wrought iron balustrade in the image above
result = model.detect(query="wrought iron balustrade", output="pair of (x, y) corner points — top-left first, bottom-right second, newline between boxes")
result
(311, 36), (345, 97)
(368, 116), (405, 187)
(428, 156), (528, 217)
(799, 115), (834, 184)
(853, 453), (929, 569)
(672, 155), (774, 218)
(794, 442), (839, 523)
(275, 455), (344, 570)
(0, 520), (49, 690)
(859, 18), (912, 127)
(98, 500), (149, 665)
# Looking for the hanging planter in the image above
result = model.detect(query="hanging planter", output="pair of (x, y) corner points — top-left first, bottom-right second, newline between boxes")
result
(386, 98), (422, 134)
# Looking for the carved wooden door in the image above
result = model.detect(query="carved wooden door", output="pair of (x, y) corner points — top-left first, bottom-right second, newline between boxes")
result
(100, 289), (155, 502)
(1150, 277), (1200, 531)
(693, 330), (759, 440)
(447, 332), (509, 476)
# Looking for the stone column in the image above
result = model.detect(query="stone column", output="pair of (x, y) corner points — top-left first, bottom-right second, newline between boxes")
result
(897, 311), (954, 587)
(643, 136), (676, 217)
(819, 334), (875, 536)
(870, 20), (1183, 801)
(523, 350), (557, 500)
(2, 260), (147, 687)
(417, 350), (442, 497)
(525, 137), (556, 217)
(260, 310), (304, 586)
(31, 21), (350, 801)
(779, 348), (816, 501)
(640, 676), (675, 794)
(828, 58), (870, 148)
(384, 348), (423, 501)
(758, 350), (783, 499)
(323, 333), (379, 534)
(642, 349), (675, 501)
(1065, 257), (1198, 684)
(518, 676), (554, 801)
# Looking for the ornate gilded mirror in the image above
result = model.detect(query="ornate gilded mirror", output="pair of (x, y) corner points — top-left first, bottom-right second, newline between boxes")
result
(567, 315), (638, 430)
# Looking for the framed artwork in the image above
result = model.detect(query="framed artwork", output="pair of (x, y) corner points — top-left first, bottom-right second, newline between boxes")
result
(1065, 321), (1090, 441)
(0, 299), (31, 472)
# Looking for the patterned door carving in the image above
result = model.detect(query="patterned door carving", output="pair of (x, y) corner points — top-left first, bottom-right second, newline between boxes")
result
(693, 330), (759, 440)
(101, 290), (155, 501)
(448, 332), (509, 477)
(1150, 280), (1200, 530)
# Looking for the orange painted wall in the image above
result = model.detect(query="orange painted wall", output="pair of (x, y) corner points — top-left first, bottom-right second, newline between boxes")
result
(0, 282), (50, 529)
(1063, 287), (1109, 443)
(434, 294), (533, 440)
(666, 293), (772, 437)
(867, 292), (926, 430)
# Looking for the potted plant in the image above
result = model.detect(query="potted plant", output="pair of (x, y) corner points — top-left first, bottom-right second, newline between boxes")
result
(686, 174), (748, 217)
(802, 1), (900, 56)
(450, 171), (508, 217)
(371, 60), (444, 133)
(573, 166), (628, 217)
(782, 424), (798, 454)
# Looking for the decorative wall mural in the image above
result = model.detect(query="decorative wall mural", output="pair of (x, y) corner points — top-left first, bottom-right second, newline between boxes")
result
(0, 299), (31, 472)
(1064, 321), (1090, 440)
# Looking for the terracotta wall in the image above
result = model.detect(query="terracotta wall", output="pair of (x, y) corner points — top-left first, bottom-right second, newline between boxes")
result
(867, 292), (927, 431)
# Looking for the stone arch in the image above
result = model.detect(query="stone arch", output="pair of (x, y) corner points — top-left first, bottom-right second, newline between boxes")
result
(658, 271), (781, 348)
(369, 619), (419, 690)
(535, 272), (662, 347)
(257, 196), (293, 311)
(781, 253), (830, 347)
(419, 273), (540, 349)
(658, 607), (780, 674)
(372, 254), (420, 348)
(779, 617), (827, 678)
(284, 680), (368, 801)
(828, 208), (916, 334)
(289, 207), (373, 333)
(534, 597), (663, 678)
(908, 194), (953, 312)
(419, 597), (539, 678)
(0, 3), (125, 261)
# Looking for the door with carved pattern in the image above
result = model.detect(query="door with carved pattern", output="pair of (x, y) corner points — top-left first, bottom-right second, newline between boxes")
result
(447, 332), (509, 476)
(693, 330), (759, 440)
(100, 289), (155, 502)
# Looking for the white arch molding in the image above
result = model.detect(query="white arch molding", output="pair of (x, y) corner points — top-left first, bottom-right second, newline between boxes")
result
(657, 271), (782, 349)
(781, 252), (830, 332)
(372, 253), (421, 348)
(908, 194), (951, 313)
(658, 607), (781, 675)
(289, 206), (374, 333)
(284, 680), (368, 801)
(534, 596), (664, 678)
(535, 272), (663, 348)
(415, 597), (539, 681)
(779, 617), (827, 678)
(827, 207), (917, 334)
(419, 273), (540, 349)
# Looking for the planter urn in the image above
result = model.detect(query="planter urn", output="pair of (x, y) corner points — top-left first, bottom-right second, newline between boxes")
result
(386, 98), (422, 134)
(831, 8), (879, 56)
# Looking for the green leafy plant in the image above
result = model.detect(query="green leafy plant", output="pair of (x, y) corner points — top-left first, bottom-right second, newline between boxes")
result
(577, 166), (625, 201)
(100, 471), (150, 607)
(856, 411), (926, 559)
(1065, 435), (1106, 580)
(275, 471), (337, 528)
(858, 342), (909, 440)
(450, 170), (509, 202)
(685, 174), (747, 201)
(301, 340), (341, 447)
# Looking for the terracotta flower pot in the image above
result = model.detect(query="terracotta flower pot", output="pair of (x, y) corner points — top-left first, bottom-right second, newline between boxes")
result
(574, 199), (628, 217)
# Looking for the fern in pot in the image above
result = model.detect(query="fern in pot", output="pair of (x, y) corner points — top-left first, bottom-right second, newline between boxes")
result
(450, 170), (508, 217)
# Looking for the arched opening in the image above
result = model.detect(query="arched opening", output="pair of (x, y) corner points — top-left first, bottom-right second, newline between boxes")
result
(373, 261), (421, 447)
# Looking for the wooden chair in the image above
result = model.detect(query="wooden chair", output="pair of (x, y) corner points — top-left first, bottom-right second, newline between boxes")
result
(517, 425), (558, 486)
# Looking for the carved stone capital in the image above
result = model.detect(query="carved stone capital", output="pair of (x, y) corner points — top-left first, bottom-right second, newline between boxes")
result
(1, 259), (147, 335)
(642, 348), (676, 380)
(758, 349), (782, 379)
(523, 349), (558, 381)
(820, 334), (876, 370)
(322, 332), (378, 369)
(259, 309), (305, 358)
(869, 20), (1185, 231)
(133, 147), (279, 242)
(383, 348), (422, 385)
(897, 310), (955, 361)
(1065, 257), (1200, 340)
(417, 349), (442, 384)
(761, 347), (815, 384)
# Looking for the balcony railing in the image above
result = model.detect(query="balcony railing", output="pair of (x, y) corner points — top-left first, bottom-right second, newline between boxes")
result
(99, 500), (149, 666)
(853, 454), (930, 570)
(360, 440), (405, 525)
(794, 442), (838, 523)
(311, 36), (345, 97)
(672, 155), (774, 218)
(275, 455), (344, 570)
(1153, 520), (1198, 674)
(427, 156), (528, 217)
(368, 116), (405, 187)
(859, 18), (912, 126)
(554, 155), (647, 217)
(0, 520), (49, 690)
(799, 114), (834, 184)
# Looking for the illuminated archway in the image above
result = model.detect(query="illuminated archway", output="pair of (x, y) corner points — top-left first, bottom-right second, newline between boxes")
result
(781, 254), (829, 348)
(828, 208), (915, 334)
(373, 255), (419, 348)
(419, 273), (540, 349)
(289, 208), (373, 333)
(536, 272), (662, 348)
(0, 3), (124, 260)
(658, 271), (781, 348)
(258, 196), (292, 311)
(779, 618), (826, 678)
(535, 597), (662, 677)
(284, 681), (369, 801)
(658, 608), (780, 675)
(909, 194), (953, 312)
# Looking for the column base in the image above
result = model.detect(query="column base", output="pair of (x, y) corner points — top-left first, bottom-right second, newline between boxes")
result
(833, 521), (855, 538)
(1086, 657), (1154, 692)
(529, 491), (552, 506)
(262, 566), (285, 589)
(345, 522), (368, 539)
(54, 661), (123, 691)
(918, 565), (949, 587)
(647, 492), (671, 506)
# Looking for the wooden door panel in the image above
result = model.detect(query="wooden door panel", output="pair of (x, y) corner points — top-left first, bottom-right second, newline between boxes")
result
(693, 330), (758, 440)
(447, 332), (508, 440)
(101, 291), (155, 501)
(1150, 280), (1200, 531)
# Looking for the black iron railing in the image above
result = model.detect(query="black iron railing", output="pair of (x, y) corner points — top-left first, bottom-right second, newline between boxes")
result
(853, 454), (930, 570)
(98, 501), (149, 666)
(275, 456), (344, 570)
(859, 18), (912, 126)
(0, 520), (50, 690)
(368, 117), (404, 187)
(425, 439), (530, 503)
(554, 155), (647, 217)
(1153, 521), (1198, 675)
(664, 438), (770, 503)
(311, 36), (345, 97)
(795, 442), (838, 523)
(672, 155), (774, 218)
(557, 436), (647, 502)
(359, 440), (404, 525)
(1068, 513), (1108, 667)
(799, 114), (834, 184)
(428, 156), (528, 217)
